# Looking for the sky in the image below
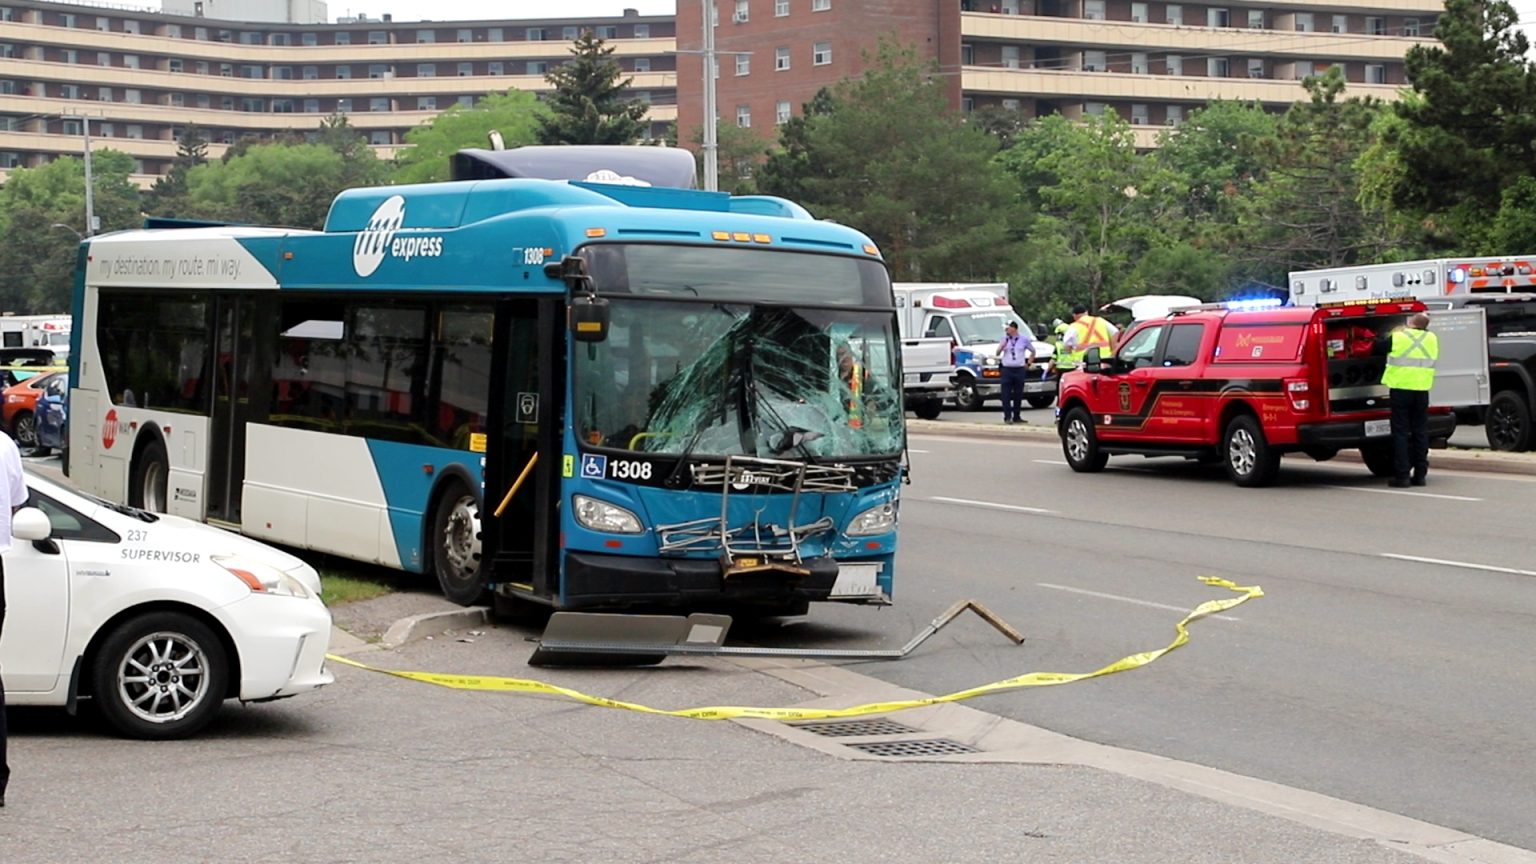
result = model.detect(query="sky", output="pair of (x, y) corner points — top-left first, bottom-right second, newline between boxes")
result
(324, 0), (678, 22)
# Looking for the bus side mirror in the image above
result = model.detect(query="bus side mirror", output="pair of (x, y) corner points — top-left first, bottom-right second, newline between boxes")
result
(570, 295), (610, 343)
(1084, 347), (1103, 374)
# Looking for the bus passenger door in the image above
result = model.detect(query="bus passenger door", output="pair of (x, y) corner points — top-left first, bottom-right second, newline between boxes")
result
(207, 295), (271, 525)
(481, 298), (563, 600)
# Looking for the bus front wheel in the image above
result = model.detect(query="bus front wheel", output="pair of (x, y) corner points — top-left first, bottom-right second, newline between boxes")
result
(130, 438), (169, 513)
(432, 481), (488, 606)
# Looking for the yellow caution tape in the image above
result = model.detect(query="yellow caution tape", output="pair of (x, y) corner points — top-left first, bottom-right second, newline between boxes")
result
(327, 576), (1262, 722)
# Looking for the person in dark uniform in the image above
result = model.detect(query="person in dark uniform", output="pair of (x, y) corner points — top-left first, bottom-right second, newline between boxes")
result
(1372, 312), (1439, 487)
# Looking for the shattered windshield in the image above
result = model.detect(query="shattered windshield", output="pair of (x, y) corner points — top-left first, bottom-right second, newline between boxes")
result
(953, 311), (1014, 345)
(574, 298), (904, 459)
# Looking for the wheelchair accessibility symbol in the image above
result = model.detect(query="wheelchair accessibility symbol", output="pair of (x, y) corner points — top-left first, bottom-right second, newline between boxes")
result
(581, 454), (608, 479)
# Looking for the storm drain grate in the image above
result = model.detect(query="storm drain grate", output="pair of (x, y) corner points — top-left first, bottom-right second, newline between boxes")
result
(846, 738), (980, 758)
(791, 718), (920, 738)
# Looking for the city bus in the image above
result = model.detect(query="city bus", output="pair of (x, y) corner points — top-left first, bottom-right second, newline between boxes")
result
(65, 145), (905, 613)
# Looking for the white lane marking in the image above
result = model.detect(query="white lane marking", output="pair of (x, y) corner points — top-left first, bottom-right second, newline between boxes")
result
(1322, 485), (1481, 502)
(1033, 459), (1066, 466)
(1381, 554), (1536, 578)
(907, 448), (930, 454)
(931, 496), (1052, 514)
(1038, 582), (1241, 622)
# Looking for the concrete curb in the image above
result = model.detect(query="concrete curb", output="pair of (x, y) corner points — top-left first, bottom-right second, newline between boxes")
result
(379, 606), (490, 649)
(906, 419), (1536, 476)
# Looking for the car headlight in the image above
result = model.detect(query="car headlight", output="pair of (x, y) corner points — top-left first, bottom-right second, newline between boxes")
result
(214, 556), (312, 599)
(846, 501), (898, 537)
(573, 494), (644, 534)
(982, 357), (1000, 367)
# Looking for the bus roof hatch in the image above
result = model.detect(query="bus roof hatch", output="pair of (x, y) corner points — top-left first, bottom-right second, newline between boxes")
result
(452, 145), (698, 190)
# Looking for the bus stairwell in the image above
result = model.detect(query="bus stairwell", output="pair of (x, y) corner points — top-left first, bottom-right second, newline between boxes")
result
(655, 455), (855, 576)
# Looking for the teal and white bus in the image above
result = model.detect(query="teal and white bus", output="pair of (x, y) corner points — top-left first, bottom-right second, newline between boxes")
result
(66, 146), (905, 612)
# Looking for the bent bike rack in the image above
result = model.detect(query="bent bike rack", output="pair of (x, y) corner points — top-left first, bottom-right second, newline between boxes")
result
(528, 599), (1025, 667)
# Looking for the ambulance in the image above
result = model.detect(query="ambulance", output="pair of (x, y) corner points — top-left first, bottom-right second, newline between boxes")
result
(892, 283), (1056, 411)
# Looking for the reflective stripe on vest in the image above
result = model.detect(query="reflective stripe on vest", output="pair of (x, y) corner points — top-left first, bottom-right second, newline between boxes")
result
(1381, 328), (1438, 391)
(1064, 316), (1111, 367)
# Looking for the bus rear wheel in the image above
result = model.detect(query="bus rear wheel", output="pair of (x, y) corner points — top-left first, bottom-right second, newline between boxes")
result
(432, 481), (488, 606)
(130, 438), (169, 513)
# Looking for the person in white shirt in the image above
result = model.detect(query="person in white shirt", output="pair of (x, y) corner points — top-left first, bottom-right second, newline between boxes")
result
(0, 427), (26, 808)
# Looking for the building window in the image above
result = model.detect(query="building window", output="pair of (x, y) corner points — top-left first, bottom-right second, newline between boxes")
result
(418, 96), (437, 110)
(303, 98), (319, 112)
(1083, 0), (1105, 20)
(239, 32), (260, 45)
(1130, 2), (1147, 22)
(303, 32), (317, 46)
(417, 29), (435, 43)
(961, 43), (974, 65)
(1166, 104), (1183, 124)
(220, 62), (233, 76)
(303, 65), (318, 79)
(1404, 18), (1420, 36)
(1131, 103), (1148, 125)
(458, 28), (473, 42)
(197, 94), (209, 108)
(458, 95), (474, 107)
(775, 47), (790, 70)
(596, 25), (617, 38)
(416, 64), (435, 77)
(1366, 16), (1385, 35)
(1208, 57), (1229, 77)
(1366, 64), (1385, 84)
(371, 64), (390, 78)
(1208, 8), (1228, 27)
(124, 55), (139, 69)
(270, 32), (290, 45)
(736, 54), (750, 75)
(1165, 4), (1182, 25)
(368, 31), (387, 44)
(1002, 45), (1020, 68)
(634, 58), (650, 72)
(123, 19), (140, 34)
(97, 51), (110, 65)
(168, 58), (183, 73)
(635, 24), (650, 37)
(563, 26), (579, 40)
(813, 41), (832, 65)
(775, 0), (789, 14)
(528, 61), (547, 74)
(734, 0), (748, 23)
(526, 28), (546, 41)
(737, 105), (751, 127)
(488, 28), (504, 41)
(370, 131), (391, 146)
(1332, 14), (1348, 33)
(813, 0), (831, 9)
(1247, 10), (1264, 28)
(1248, 58), (1265, 78)
(272, 99), (294, 113)
(272, 66), (292, 80)
(1084, 50), (1106, 72)
(337, 98), (352, 111)
(1295, 13), (1314, 32)
(1165, 54), (1182, 75)
(1002, 98), (1020, 110)
(1084, 102), (1105, 116)
(370, 97), (389, 112)
(458, 62), (473, 76)
(961, 96), (974, 112)
(242, 65), (263, 78)
(98, 85), (112, 100)
(336, 66), (352, 79)
(776, 99), (791, 124)
(1131, 52), (1147, 73)
(242, 97), (266, 112)
(334, 32), (350, 44)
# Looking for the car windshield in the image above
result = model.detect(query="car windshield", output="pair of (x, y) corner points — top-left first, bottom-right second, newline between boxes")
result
(574, 298), (904, 459)
(953, 312), (1016, 345)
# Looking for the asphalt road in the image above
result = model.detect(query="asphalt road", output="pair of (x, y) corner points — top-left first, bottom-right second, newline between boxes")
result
(782, 430), (1536, 850)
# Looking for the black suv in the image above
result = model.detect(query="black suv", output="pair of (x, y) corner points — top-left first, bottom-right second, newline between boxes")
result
(1429, 293), (1536, 451)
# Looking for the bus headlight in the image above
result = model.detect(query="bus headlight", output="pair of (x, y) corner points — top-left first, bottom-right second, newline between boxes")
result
(573, 495), (644, 534)
(846, 502), (898, 537)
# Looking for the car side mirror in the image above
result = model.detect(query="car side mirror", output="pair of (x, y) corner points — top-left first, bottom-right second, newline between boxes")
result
(1084, 347), (1103, 374)
(13, 506), (52, 542)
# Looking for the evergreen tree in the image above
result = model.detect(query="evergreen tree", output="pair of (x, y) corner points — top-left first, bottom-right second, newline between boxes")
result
(536, 31), (648, 145)
(143, 124), (209, 217)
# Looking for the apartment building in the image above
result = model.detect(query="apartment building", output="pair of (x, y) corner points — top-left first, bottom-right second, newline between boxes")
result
(0, 0), (678, 185)
(676, 0), (1441, 148)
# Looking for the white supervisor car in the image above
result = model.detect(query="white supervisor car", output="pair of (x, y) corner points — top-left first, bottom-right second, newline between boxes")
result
(2, 471), (333, 739)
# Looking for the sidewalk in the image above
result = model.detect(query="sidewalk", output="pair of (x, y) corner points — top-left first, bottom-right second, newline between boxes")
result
(324, 592), (1536, 864)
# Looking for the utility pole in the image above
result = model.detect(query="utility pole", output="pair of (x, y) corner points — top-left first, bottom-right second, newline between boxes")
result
(701, 0), (717, 192)
(82, 114), (96, 236)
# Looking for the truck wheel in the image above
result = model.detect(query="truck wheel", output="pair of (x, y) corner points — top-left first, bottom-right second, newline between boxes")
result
(911, 399), (942, 421)
(954, 378), (985, 412)
(1485, 390), (1533, 452)
(1223, 415), (1280, 487)
(1359, 442), (1395, 477)
(432, 480), (488, 606)
(1026, 393), (1056, 409)
(130, 438), (170, 513)
(1061, 408), (1108, 472)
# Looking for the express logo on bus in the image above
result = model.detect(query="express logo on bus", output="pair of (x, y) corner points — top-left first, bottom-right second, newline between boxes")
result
(353, 195), (445, 278)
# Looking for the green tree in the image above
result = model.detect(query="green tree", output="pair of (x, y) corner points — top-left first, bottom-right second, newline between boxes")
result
(1389, 0), (1536, 251)
(536, 31), (648, 145)
(392, 90), (547, 184)
(142, 124), (210, 218)
(1152, 101), (1276, 225)
(0, 151), (140, 311)
(757, 43), (1018, 281)
(690, 121), (764, 194)
(313, 113), (389, 189)
(185, 142), (362, 228)
(755, 88), (836, 202)
(1238, 69), (1395, 276)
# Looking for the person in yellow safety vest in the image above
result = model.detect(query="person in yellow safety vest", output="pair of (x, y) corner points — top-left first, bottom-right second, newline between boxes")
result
(836, 342), (864, 428)
(1059, 304), (1120, 371)
(1372, 312), (1439, 488)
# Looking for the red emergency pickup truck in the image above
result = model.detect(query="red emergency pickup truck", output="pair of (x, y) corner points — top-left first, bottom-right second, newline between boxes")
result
(1055, 299), (1458, 486)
